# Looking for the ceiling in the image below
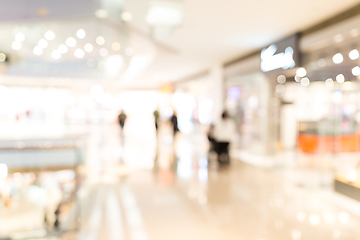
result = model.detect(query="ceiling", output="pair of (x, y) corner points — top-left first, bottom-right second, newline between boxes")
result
(0, 0), (360, 88)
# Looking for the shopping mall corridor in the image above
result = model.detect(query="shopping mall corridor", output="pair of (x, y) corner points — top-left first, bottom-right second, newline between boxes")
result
(56, 122), (360, 240)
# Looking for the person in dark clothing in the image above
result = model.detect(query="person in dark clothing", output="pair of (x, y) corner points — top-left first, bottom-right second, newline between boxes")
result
(170, 112), (179, 136)
(118, 111), (127, 130)
(212, 111), (236, 166)
(154, 110), (159, 132)
(54, 204), (61, 229)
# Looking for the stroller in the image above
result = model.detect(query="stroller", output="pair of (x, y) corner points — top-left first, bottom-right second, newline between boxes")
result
(207, 124), (230, 166)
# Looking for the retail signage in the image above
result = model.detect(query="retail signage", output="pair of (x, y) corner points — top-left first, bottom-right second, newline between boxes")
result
(260, 34), (299, 73)
(261, 45), (295, 72)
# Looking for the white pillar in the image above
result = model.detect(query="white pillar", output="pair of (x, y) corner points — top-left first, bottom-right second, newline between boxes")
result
(210, 65), (224, 124)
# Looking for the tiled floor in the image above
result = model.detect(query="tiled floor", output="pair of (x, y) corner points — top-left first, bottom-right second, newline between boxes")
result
(2, 122), (360, 240)
(66, 123), (360, 240)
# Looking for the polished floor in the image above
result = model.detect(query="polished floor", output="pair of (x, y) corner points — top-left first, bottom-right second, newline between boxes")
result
(58, 123), (360, 240)
(2, 122), (360, 240)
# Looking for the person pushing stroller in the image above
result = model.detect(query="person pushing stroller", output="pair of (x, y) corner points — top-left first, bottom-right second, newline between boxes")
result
(208, 111), (236, 166)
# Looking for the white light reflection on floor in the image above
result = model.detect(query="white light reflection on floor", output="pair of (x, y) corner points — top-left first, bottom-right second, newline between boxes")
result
(120, 185), (149, 240)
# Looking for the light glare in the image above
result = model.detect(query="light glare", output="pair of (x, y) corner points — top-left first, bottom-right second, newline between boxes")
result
(38, 39), (48, 48)
(325, 78), (334, 87)
(74, 48), (85, 58)
(0, 164), (8, 179)
(58, 44), (68, 54)
(44, 30), (55, 40)
(121, 12), (133, 21)
(112, 42), (121, 51)
(33, 46), (43, 55)
(84, 43), (93, 53)
(300, 77), (310, 86)
(0, 53), (6, 62)
(51, 50), (61, 59)
(349, 49), (359, 60)
(99, 48), (109, 57)
(96, 36), (105, 45)
(76, 29), (86, 39)
(352, 66), (360, 76)
(15, 32), (25, 42)
(12, 41), (22, 50)
(333, 53), (343, 64)
(95, 9), (108, 18)
(66, 37), (77, 47)
(296, 68), (306, 77)
(336, 74), (345, 83)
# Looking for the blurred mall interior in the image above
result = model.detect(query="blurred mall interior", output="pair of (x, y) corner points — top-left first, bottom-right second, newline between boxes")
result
(3, 0), (360, 239)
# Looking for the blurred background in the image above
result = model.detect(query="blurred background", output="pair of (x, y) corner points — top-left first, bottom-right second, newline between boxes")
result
(2, 0), (360, 239)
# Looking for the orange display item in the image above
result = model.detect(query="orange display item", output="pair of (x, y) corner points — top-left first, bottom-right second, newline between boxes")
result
(298, 134), (360, 154)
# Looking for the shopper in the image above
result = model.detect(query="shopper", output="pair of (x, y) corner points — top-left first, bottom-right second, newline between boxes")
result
(170, 111), (179, 136)
(154, 110), (160, 132)
(118, 110), (127, 130)
(212, 111), (236, 166)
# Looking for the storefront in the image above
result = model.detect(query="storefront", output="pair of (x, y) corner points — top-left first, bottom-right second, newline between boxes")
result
(224, 34), (301, 155)
(297, 15), (360, 199)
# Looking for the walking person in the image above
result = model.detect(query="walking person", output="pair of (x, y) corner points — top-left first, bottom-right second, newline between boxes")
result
(170, 111), (179, 137)
(212, 111), (236, 167)
(118, 110), (127, 160)
(154, 110), (160, 133)
(118, 110), (127, 131)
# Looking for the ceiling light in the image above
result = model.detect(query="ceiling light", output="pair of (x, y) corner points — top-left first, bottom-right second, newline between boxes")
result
(66, 37), (77, 47)
(12, 41), (22, 50)
(121, 12), (132, 21)
(352, 66), (360, 76)
(84, 43), (93, 53)
(96, 36), (105, 45)
(336, 74), (345, 83)
(334, 34), (343, 43)
(104, 55), (124, 77)
(76, 29), (86, 39)
(277, 75), (286, 84)
(33, 46), (43, 55)
(44, 30), (55, 40)
(15, 32), (25, 42)
(74, 48), (85, 58)
(51, 50), (61, 59)
(294, 75), (301, 82)
(112, 42), (121, 51)
(317, 58), (326, 67)
(349, 49), (359, 60)
(0, 164), (8, 179)
(351, 29), (359, 37)
(333, 53), (343, 64)
(125, 47), (134, 56)
(146, 1), (183, 26)
(95, 9), (108, 18)
(58, 44), (68, 54)
(300, 77), (310, 87)
(38, 39), (48, 48)
(325, 78), (334, 87)
(99, 48), (108, 57)
(0, 53), (6, 62)
(296, 68), (306, 77)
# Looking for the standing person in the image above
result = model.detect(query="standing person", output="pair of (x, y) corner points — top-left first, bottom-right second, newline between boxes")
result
(154, 110), (160, 133)
(118, 110), (127, 130)
(170, 111), (179, 136)
(118, 110), (127, 151)
(213, 111), (236, 166)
